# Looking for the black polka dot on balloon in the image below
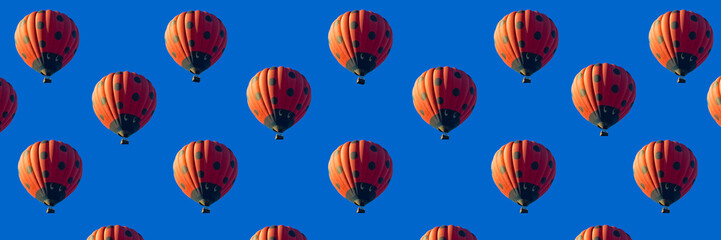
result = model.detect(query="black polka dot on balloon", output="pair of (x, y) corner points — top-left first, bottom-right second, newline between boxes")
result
(656, 35), (664, 43)
(595, 94), (603, 101)
(75, 160), (80, 168)
(454, 72), (462, 78)
(23, 36), (29, 43)
(40, 151), (48, 159)
(220, 30), (225, 38)
(531, 161), (539, 170)
(420, 92), (427, 100)
(690, 160), (695, 168)
(518, 40), (525, 48)
(699, 47), (705, 53)
(689, 31), (697, 40)
(230, 160), (235, 168)
(352, 171), (359, 178)
(368, 161), (376, 170)
(54, 31), (62, 40)
(499, 166), (506, 174)
(378, 47), (384, 53)
(186, 22), (193, 29)
(541, 177), (547, 184)
(613, 68), (621, 75)
(513, 152), (521, 159)
(452, 88), (460, 96)
(691, 15), (698, 22)
(621, 100), (627, 107)
(39, 40), (46, 48)
(350, 151), (358, 159)
(304, 87), (309, 94)
(655, 152), (663, 159)
(116, 102), (123, 109)
(370, 145), (378, 152)
(287, 88), (294, 96)
(434, 78), (442, 86)
(469, 87), (475, 95)
(198, 170), (205, 178)
(195, 152), (203, 159)
(516, 21), (524, 29)
(350, 21), (358, 29)
(385, 30), (390, 38)
(462, 104), (467, 110)
(436, 97), (443, 104)
(683, 177), (689, 184)
(516, 171), (523, 178)
(213, 161), (221, 170)
(613, 230), (620, 237)
(68, 177), (73, 184)
(59, 145), (67, 152)
(296, 104), (302, 110)
(548, 160), (554, 168)
(56, 15), (64, 21)
(368, 31), (376, 40)
(353, 40), (359, 48)
(37, 21), (44, 29)
(181, 166), (188, 174)
(189, 40), (195, 47)
(671, 21), (678, 29)
(536, 15), (543, 22)
(58, 162), (65, 170)
(544, 47), (549, 54)
(611, 85), (619, 93)
(657, 171), (664, 178)
(42, 170), (49, 178)
(629, 83), (634, 91)
(533, 145), (541, 152)
(288, 71), (296, 78)
(72, 30), (76, 38)
(114, 83), (122, 90)
(579, 89), (586, 97)
(534, 31), (542, 40)
(551, 30), (556, 38)
(502, 35), (509, 44)
(673, 41), (680, 48)
(212, 46), (218, 52)
(385, 160), (391, 168)
(593, 74), (601, 82)
(203, 31), (211, 39)
(707, 30), (711, 38)
(673, 161), (681, 170)
(132, 93), (140, 101)
(675, 145), (683, 152)
(254, 92), (261, 100)
(289, 230), (297, 237)
(271, 97), (278, 104)
(205, 15), (212, 22)
(370, 15), (378, 22)
(269, 78), (276, 85)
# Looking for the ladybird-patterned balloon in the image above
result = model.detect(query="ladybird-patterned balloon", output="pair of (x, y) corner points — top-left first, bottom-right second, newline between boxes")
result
(706, 76), (721, 126)
(173, 140), (238, 213)
(250, 225), (307, 240)
(491, 140), (555, 213)
(246, 67), (311, 140)
(165, 10), (227, 82)
(0, 78), (18, 134)
(412, 67), (477, 140)
(328, 9), (393, 84)
(87, 225), (143, 240)
(92, 71), (157, 144)
(571, 63), (636, 136)
(649, 10), (713, 83)
(494, 10), (558, 83)
(576, 225), (631, 240)
(420, 225), (477, 240)
(328, 140), (393, 213)
(14, 10), (79, 83)
(633, 140), (697, 213)
(18, 140), (82, 213)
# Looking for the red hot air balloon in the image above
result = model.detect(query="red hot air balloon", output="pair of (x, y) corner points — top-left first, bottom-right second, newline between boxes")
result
(412, 67), (477, 140)
(706, 77), (721, 126)
(633, 140), (697, 213)
(246, 67), (311, 140)
(165, 10), (227, 82)
(0, 78), (18, 134)
(14, 10), (79, 83)
(87, 225), (144, 240)
(18, 140), (82, 213)
(328, 10), (393, 85)
(576, 225), (631, 240)
(494, 10), (558, 83)
(571, 63), (636, 136)
(649, 10), (713, 83)
(491, 140), (555, 213)
(251, 225), (307, 240)
(328, 140), (392, 213)
(92, 71), (157, 144)
(420, 225), (477, 240)
(173, 140), (238, 213)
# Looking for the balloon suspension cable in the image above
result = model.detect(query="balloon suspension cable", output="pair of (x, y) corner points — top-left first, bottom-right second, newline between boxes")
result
(43, 77), (52, 83)
(357, 207), (365, 213)
(357, 76), (365, 85)
(46, 207), (55, 213)
(441, 134), (450, 140)
(520, 207), (528, 213)
(677, 77), (686, 83)
(275, 133), (284, 140)
(662, 207), (670, 213)
(120, 138), (129, 145)
(202, 207), (210, 213)
(192, 75), (200, 83)
(600, 130), (609, 136)
(522, 77), (531, 83)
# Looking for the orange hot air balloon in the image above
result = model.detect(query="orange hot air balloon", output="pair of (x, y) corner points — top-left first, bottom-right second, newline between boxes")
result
(571, 63), (636, 136)
(420, 225), (477, 240)
(328, 10), (393, 84)
(576, 225), (631, 240)
(173, 140), (238, 213)
(328, 140), (393, 213)
(18, 140), (82, 213)
(251, 225), (307, 240)
(246, 67), (311, 140)
(88, 225), (143, 240)
(707, 77), (721, 126)
(649, 10), (713, 83)
(0, 78), (18, 134)
(165, 10), (227, 82)
(633, 140), (697, 213)
(412, 66), (477, 140)
(494, 10), (558, 83)
(14, 10), (79, 83)
(92, 71), (157, 144)
(491, 140), (555, 213)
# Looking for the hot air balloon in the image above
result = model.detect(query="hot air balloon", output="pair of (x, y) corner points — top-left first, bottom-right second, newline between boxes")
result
(576, 225), (631, 240)
(246, 67), (311, 140)
(420, 225), (477, 240)
(494, 10), (558, 83)
(412, 66), (477, 140)
(173, 140), (237, 213)
(0, 78), (18, 134)
(251, 225), (307, 240)
(706, 77), (721, 126)
(571, 63), (636, 136)
(14, 10), (79, 83)
(633, 140), (697, 213)
(165, 10), (227, 82)
(18, 140), (82, 213)
(328, 140), (392, 213)
(649, 10), (713, 83)
(92, 71), (157, 144)
(328, 10), (393, 85)
(88, 225), (143, 240)
(491, 140), (555, 213)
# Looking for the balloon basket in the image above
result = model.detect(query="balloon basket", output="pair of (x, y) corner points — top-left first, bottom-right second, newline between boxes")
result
(357, 207), (365, 213)
(120, 138), (129, 144)
(47, 207), (55, 213)
(522, 77), (531, 83)
(662, 207), (670, 213)
(192, 75), (200, 83)
(441, 134), (449, 140)
(202, 207), (210, 213)
(357, 77), (365, 85)
(600, 130), (608, 136)
(520, 207), (528, 213)
(677, 77), (685, 83)
(275, 133), (284, 140)
(43, 77), (52, 83)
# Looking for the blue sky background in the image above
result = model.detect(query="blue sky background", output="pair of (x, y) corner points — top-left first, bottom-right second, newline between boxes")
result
(1, 0), (718, 239)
